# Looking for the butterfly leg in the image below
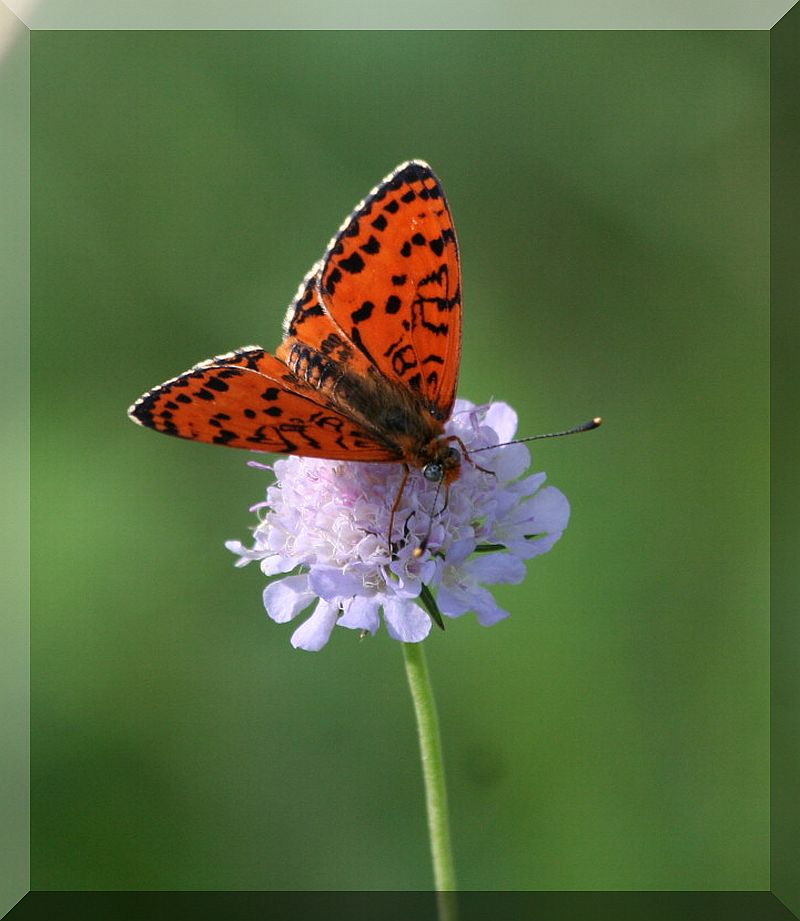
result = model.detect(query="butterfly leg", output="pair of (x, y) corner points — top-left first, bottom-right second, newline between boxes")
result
(413, 481), (451, 559)
(388, 464), (411, 560)
(445, 434), (497, 478)
(435, 482), (451, 518)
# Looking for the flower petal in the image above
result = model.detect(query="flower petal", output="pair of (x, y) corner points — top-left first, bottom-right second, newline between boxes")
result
(446, 537), (476, 567)
(338, 597), (381, 634)
(290, 600), (340, 652)
(437, 582), (511, 626)
(490, 443), (530, 483)
(436, 584), (471, 618)
(308, 565), (364, 601)
(465, 553), (526, 586)
(510, 472), (548, 496)
(225, 540), (264, 567)
(472, 587), (512, 626)
(527, 486), (571, 534)
(382, 598), (432, 643)
(260, 554), (298, 577)
(262, 574), (314, 624)
(511, 531), (564, 559)
(451, 397), (476, 417)
(482, 401), (518, 443)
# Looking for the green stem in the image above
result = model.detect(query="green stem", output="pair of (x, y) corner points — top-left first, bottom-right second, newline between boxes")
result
(402, 642), (458, 921)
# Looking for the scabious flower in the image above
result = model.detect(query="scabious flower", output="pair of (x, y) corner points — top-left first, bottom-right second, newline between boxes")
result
(225, 399), (570, 651)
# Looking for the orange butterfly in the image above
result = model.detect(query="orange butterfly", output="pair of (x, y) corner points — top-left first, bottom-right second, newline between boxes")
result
(129, 161), (468, 507)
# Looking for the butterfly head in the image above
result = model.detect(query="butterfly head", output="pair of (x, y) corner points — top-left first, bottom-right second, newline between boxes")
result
(421, 441), (461, 486)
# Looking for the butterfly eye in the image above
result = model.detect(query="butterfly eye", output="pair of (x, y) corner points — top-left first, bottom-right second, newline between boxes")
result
(444, 446), (460, 465)
(422, 462), (444, 483)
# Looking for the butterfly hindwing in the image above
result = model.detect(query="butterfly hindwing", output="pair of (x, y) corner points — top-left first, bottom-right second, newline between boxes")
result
(279, 263), (375, 379)
(128, 347), (401, 461)
(318, 160), (462, 421)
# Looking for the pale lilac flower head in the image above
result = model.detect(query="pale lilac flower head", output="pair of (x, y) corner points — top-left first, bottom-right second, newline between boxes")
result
(226, 399), (570, 651)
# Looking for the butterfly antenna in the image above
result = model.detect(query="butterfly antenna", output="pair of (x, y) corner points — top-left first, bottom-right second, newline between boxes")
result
(413, 478), (446, 559)
(470, 416), (603, 453)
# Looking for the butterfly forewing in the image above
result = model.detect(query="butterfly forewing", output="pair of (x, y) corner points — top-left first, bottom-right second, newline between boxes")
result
(318, 160), (462, 421)
(128, 347), (401, 461)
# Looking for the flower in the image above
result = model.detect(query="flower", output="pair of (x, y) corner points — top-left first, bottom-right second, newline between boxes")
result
(226, 399), (570, 651)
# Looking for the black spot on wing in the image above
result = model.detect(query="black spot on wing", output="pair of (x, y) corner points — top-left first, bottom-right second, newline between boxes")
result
(340, 252), (365, 274)
(349, 325), (377, 367)
(360, 235), (380, 255)
(352, 301), (375, 323)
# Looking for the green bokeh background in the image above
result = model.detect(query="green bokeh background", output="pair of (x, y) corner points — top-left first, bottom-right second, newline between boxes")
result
(31, 31), (769, 890)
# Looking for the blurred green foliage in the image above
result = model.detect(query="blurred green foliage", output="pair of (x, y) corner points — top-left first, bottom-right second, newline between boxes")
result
(30, 31), (768, 890)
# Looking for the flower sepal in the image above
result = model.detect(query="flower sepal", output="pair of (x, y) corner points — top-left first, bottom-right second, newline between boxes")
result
(419, 584), (445, 631)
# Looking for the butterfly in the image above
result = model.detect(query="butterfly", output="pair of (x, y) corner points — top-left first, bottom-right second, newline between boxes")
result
(129, 161), (469, 535)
